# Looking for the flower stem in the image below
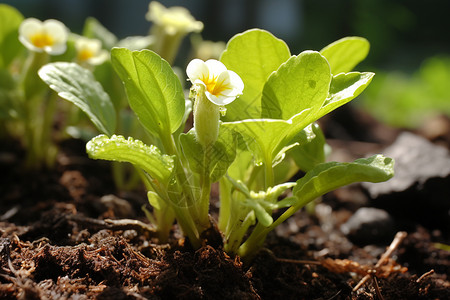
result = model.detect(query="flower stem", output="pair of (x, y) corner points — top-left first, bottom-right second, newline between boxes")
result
(198, 145), (212, 228)
(20, 51), (49, 169)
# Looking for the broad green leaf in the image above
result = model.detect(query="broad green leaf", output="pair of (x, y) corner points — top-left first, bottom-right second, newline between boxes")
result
(179, 128), (236, 183)
(83, 17), (118, 50)
(289, 123), (329, 172)
(320, 37), (370, 74)
(39, 62), (116, 135)
(0, 4), (24, 68)
(223, 118), (292, 166)
(292, 155), (394, 209)
(87, 134), (174, 185)
(318, 72), (374, 119)
(222, 109), (310, 166)
(111, 48), (185, 138)
(261, 51), (331, 120)
(220, 29), (291, 121)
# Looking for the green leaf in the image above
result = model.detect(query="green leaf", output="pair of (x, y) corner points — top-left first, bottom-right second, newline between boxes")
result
(318, 72), (374, 119)
(292, 155), (394, 209)
(0, 4), (24, 68)
(39, 62), (116, 135)
(223, 118), (291, 166)
(261, 51), (331, 120)
(179, 127), (236, 183)
(289, 123), (329, 172)
(222, 109), (310, 166)
(111, 48), (185, 138)
(237, 155), (393, 258)
(220, 29), (291, 121)
(86, 134), (175, 185)
(320, 36), (370, 74)
(83, 17), (118, 50)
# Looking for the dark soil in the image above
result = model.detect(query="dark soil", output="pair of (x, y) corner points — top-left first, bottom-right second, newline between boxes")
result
(1, 107), (449, 299)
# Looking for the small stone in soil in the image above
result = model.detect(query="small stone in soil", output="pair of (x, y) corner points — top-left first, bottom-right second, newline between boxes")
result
(100, 194), (134, 218)
(362, 132), (450, 231)
(363, 132), (450, 196)
(341, 207), (395, 245)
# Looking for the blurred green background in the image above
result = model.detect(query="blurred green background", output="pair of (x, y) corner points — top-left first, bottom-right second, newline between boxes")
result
(3, 0), (450, 128)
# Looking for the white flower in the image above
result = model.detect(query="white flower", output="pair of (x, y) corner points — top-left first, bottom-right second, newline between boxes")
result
(19, 18), (68, 55)
(187, 59), (244, 106)
(146, 1), (203, 36)
(75, 37), (108, 65)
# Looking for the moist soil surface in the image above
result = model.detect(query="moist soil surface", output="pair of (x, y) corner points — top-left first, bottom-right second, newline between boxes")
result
(1, 107), (449, 299)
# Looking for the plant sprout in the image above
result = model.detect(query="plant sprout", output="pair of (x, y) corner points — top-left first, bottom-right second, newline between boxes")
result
(82, 30), (393, 258)
(0, 2), (394, 259)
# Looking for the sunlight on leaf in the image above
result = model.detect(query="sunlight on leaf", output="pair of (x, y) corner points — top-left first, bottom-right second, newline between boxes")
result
(220, 29), (291, 121)
(319, 72), (374, 119)
(222, 109), (310, 166)
(111, 48), (185, 138)
(320, 36), (370, 74)
(292, 155), (394, 209)
(87, 134), (175, 185)
(261, 51), (331, 120)
(39, 62), (116, 135)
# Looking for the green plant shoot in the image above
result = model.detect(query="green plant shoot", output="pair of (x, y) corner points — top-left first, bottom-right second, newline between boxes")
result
(44, 28), (393, 258)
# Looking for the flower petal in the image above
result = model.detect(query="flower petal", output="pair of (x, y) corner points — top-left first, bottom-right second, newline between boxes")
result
(46, 43), (66, 55)
(19, 18), (43, 37)
(187, 59), (209, 82)
(87, 50), (109, 65)
(205, 91), (236, 106)
(42, 19), (68, 43)
(226, 70), (244, 96)
(19, 18), (43, 51)
(205, 59), (227, 78)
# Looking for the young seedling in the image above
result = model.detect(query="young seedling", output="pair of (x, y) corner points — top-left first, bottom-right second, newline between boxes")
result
(81, 29), (394, 258)
(0, 0), (393, 259)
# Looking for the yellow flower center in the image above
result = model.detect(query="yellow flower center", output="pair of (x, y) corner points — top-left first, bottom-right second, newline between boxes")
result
(78, 48), (94, 61)
(30, 33), (54, 48)
(203, 76), (229, 96)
